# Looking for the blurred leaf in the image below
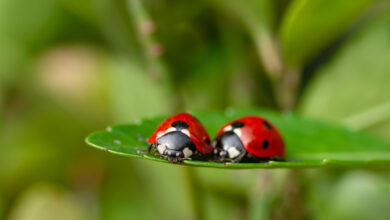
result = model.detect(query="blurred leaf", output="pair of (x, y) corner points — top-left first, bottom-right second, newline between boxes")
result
(86, 108), (390, 169)
(280, 0), (375, 66)
(100, 158), (194, 220)
(234, 0), (275, 27)
(0, 0), (105, 83)
(216, 0), (283, 75)
(106, 58), (169, 122)
(196, 168), (255, 197)
(35, 46), (111, 121)
(215, 0), (275, 34)
(0, 104), (93, 195)
(8, 183), (89, 220)
(317, 171), (390, 220)
(203, 190), (243, 220)
(182, 50), (229, 110)
(248, 170), (290, 220)
(0, 36), (29, 81)
(93, 0), (139, 54)
(57, 0), (98, 25)
(0, 196), (3, 219)
(0, 83), (3, 119)
(0, 0), (61, 47)
(299, 11), (390, 141)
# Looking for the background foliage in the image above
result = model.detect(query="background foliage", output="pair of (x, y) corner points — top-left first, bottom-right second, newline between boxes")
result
(1, 0), (390, 219)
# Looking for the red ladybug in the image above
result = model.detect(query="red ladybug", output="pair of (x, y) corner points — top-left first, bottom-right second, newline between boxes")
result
(148, 113), (213, 163)
(214, 116), (285, 162)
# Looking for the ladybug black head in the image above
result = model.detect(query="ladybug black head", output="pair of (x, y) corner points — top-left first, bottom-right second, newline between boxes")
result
(155, 131), (196, 162)
(214, 131), (245, 161)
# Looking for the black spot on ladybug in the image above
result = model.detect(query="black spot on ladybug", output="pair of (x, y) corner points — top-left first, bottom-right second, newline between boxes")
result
(232, 121), (245, 128)
(171, 121), (189, 130)
(262, 121), (272, 130)
(262, 140), (269, 149)
(206, 138), (211, 145)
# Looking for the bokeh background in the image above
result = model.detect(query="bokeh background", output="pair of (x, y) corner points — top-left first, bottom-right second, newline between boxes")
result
(1, 0), (390, 219)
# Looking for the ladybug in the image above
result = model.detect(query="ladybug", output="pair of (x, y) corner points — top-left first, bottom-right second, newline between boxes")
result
(214, 116), (285, 162)
(148, 113), (213, 163)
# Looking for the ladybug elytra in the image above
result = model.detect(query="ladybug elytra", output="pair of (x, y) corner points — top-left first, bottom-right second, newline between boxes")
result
(214, 116), (285, 162)
(148, 113), (212, 163)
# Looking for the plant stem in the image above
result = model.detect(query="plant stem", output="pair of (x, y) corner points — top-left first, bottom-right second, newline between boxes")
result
(281, 170), (306, 219)
(126, 0), (182, 111)
(94, 0), (134, 54)
(276, 67), (301, 111)
(183, 167), (204, 220)
(249, 170), (306, 219)
(248, 171), (274, 220)
(127, 0), (168, 79)
(252, 28), (284, 83)
(246, 11), (301, 111)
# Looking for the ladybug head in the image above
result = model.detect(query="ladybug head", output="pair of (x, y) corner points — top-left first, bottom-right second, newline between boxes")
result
(214, 121), (247, 161)
(214, 131), (245, 161)
(155, 131), (196, 162)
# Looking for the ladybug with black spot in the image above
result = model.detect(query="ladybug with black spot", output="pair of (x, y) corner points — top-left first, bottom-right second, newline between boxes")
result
(148, 113), (213, 163)
(214, 116), (285, 162)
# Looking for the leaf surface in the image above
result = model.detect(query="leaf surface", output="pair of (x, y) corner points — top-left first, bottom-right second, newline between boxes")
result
(86, 109), (390, 169)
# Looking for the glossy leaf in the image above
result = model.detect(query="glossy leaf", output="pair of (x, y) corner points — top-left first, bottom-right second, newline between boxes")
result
(279, 0), (375, 66)
(299, 11), (390, 141)
(86, 108), (390, 169)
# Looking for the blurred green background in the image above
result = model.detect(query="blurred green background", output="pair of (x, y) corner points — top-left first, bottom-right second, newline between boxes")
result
(1, 0), (390, 219)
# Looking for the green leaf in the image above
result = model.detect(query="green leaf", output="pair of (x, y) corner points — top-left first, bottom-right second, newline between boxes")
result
(279, 0), (375, 66)
(85, 108), (390, 169)
(215, 0), (283, 76)
(106, 58), (170, 122)
(307, 171), (390, 220)
(299, 11), (390, 141)
(7, 183), (89, 220)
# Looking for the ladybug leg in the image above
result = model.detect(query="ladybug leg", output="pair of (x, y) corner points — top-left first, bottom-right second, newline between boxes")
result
(135, 144), (152, 155)
(220, 157), (237, 163)
(167, 156), (179, 163)
(147, 144), (154, 153)
(136, 144), (154, 155)
(176, 158), (185, 163)
(271, 156), (284, 161)
(220, 151), (247, 163)
(180, 157), (192, 161)
(222, 159), (234, 164)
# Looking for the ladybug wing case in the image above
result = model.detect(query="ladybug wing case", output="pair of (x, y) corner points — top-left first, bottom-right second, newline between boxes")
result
(216, 116), (285, 158)
(239, 116), (285, 158)
(185, 117), (213, 154)
(148, 113), (213, 154)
